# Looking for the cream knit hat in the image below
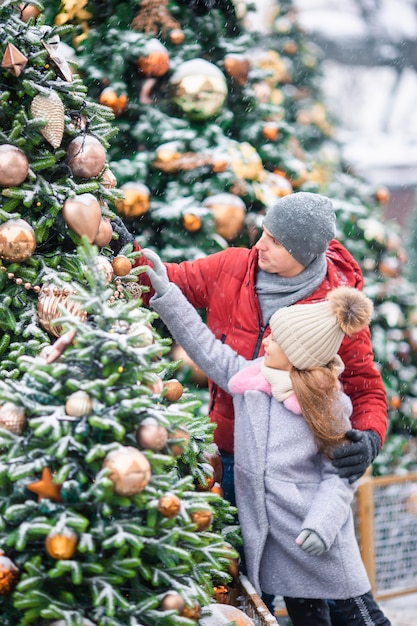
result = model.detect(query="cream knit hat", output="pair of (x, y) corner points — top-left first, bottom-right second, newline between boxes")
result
(269, 286), (374, 369)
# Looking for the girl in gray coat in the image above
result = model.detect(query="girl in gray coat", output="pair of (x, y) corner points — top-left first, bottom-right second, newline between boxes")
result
(143, 249), (390, 626)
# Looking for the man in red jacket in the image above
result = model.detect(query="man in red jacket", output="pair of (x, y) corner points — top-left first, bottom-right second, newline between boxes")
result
(131, 192), (387, 501)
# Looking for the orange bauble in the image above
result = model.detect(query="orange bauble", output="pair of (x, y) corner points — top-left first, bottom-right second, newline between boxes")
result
(182, 213), (202, 232)
(45, 528), (78, 560)
(163, 379), (184, 402)
(202, 193), (246, 242)
(190, 508), (213, 531)
(116, 182), (150, 219)
(137, 39), (169, 77)
(112, 255), (132, 276)
(99, 87), (128, 116)
(168, 426), (191, 457)
(158, 493), (181, 518)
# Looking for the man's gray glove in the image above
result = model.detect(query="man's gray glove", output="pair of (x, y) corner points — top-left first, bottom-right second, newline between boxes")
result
(110, 216), (135, 255)
(142, 248), (170, 295)
(332, 429), (381, 484)
(296, 529), (326, 556)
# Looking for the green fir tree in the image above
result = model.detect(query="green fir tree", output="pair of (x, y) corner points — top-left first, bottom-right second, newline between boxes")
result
(41, 0), (417, 473)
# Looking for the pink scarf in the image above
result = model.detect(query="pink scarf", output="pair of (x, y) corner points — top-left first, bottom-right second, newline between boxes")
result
(228, 360), (302, 414)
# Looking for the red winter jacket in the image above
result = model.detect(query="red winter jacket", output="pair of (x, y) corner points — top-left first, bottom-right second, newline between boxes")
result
(138, 240), (388, 454)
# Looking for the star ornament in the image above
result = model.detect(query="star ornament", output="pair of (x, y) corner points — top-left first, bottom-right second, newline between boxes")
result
(1, 43), (28, 77)
(27, 467), (63, 502)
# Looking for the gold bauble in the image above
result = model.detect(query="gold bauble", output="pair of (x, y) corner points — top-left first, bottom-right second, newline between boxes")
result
(194, 467), (215, 492)
(0, 144), (29, 187)
(163, 379), (184, 402)
(19, 3), (41, 21)
(112, 255), (132, 276)
(212, 585), (230, 604)
(169, 28), (185, 45)
(0, 402), (26, 435)
(62, 193), (102, 243)
(93, 217), (113, 248)
(66, 135), (106, 178)
(37, 284), (86, 337)
(169, 426), (191, 457)
(65, 390), (93, 417)
(99, 87), (128, 116)
(227, 141), (263, 181)
(182, 213), (202, 232)
(223, 54), (250, 86)
(45, 527), (78, 560)
(205, 447), (224, 484)
(190, 508), (213, 531)
(136, 417), (169, 451)
(160, 591), (186, 612)
(137, 39), (169, 77)
(181, 602), (201, 621)
(158, 493), (181, 518)
(170, 59), (228, 120)
(116, 182), (150, 219)
(103, 446), (151, 496)
(95, 255), (114, 283)
(0, 218), (36, 262)
(202, 193), (246, 242)
(0, 550), (20, 595)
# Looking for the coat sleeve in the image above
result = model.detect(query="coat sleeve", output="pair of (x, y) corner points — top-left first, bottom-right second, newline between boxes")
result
(338, 327), (388, 445)
(300, 458), (356, 551)
(150, 284), (248, 390)
(134, 247), (228, 308)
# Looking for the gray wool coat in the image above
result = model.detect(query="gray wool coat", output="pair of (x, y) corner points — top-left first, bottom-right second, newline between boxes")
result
(151, 284), (371, 599)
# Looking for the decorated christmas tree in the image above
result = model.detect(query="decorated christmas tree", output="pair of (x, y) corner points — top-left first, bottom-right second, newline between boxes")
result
(40, 0), (417, 475)
(0, 2), (241, 624)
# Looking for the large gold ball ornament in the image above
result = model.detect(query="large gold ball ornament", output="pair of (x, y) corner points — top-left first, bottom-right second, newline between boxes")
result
(127, 322), (154, 347)
(158, 493), (181, 518)
(116, 182), (150, 219)
(202, 193), (246, 242)
(65, 390), (93, 417)
(0, 550), (20, 595)
(45, 527), (78, 559)
(0, 144), (29, 187)
(0, 218), (36, 262)
(160, 591), (186, 612)
(66, 135), (106, 178)
(0, 402), (27, 435)
(136, 417), (169, 451)
(170, 58), (228, 120)
(103, 446), (151, 496)
(62, 193), (102, 242)
(137, 39), (170, 77)
(37, 284), (86, 337)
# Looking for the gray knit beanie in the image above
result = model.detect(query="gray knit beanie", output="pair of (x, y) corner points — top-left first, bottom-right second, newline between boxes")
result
(269, 286), (374, 369)
(263, 192), (336, 267)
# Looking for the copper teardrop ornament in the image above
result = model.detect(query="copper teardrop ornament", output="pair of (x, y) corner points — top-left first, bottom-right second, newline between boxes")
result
(62, 193), (102, 242)
(31, 91), (65, 149)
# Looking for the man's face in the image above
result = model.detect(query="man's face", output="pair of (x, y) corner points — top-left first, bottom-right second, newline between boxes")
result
(255, 226), (305, 277)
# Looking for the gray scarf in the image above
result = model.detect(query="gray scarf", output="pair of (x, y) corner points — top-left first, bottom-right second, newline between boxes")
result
(256, 253), (327, 325)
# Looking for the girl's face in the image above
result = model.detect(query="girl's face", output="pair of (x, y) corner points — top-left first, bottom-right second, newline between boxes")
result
(262, 334), (291, 371)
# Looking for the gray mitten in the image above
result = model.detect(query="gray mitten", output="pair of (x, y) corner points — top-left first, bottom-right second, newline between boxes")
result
(142, 248), (170, 295)
(296, 529), (326, 556)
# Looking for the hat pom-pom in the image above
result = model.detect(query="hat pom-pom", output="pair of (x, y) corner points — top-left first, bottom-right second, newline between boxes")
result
(328, 287), (373, 336)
